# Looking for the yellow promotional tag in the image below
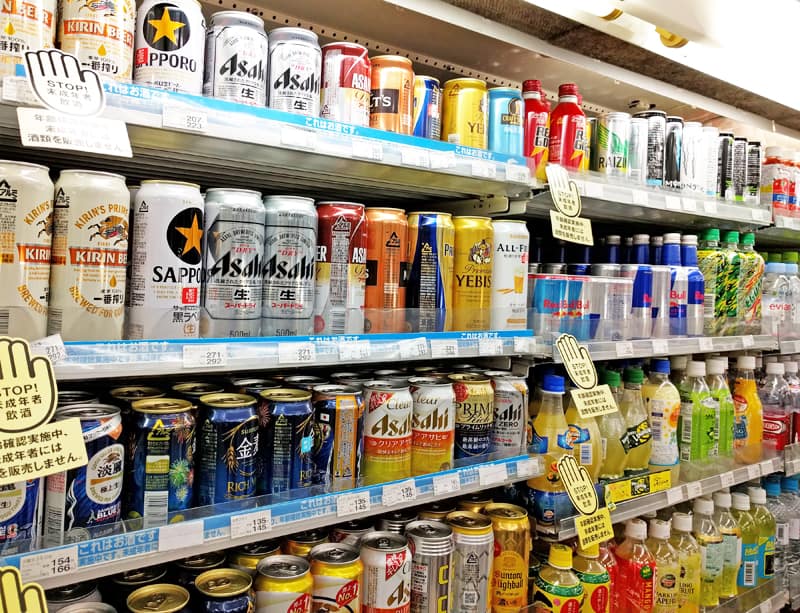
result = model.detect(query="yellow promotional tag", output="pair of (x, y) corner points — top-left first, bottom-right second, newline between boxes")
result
(570, 385), (619, 419)
(575, 508), (614, 550)
(605, 469), (672, 505)
(0, 566), (47, 613)
(557, 455), (599, 516)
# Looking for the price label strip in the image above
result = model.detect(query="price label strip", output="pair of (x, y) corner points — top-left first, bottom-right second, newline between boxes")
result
(478, 463), (508, 486)
(159, 520), (204, 552)
(183, 344), (228, 368)
(278, 342), (316, 365)
(432, 473), (460, 496)
(20, 545), (79, 581)
(382, 480), (417, 507)
(399, 338), (428, 359)
(430, 338), (459, 359)
(162, 106), (208, 133)
(339, 340), (371, 361)
(337, 491), (371, 517)
(230, 510), (272, 539)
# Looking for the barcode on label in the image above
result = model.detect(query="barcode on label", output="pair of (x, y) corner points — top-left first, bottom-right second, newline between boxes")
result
(0, 309), (9, 335)
(463, 592), (478, 606)
(650, 416), (662, 442)
(579, 443), (592, 466)
(744, 561), (756, 586)
(777, 523), (789, 546)
(143, 490), (168, 526)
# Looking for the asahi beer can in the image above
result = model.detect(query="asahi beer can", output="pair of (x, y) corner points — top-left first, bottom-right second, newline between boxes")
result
(314, 201), (367, 335)
(628, 117), (648, 184)
(491, 220), (529, 330)
(733, 135), (748, 202)
(46, 583), (102, 612)
(450, 373), (494, 459)
(633, 110), (666, 186)
(128, 180), (203, 339)
(409, 376), (455, 476)
(406, 212), (454, 333)
(361, 380), (412, 485)
(595, 112), (630, 177)
(369, 55), (414, 135)
(133, 0), (205, 93)
(664, 116), (683, 189)
(0, 160), (53, 339)
(446, 511), (493, 613)
(453, 216), (493, 331)
(0, 0), (55, 77)
(717, 131), (735, 200)
(268, 27), (320, 117)
(309, 543), (363, 613)
(283, 530), (329, 558)
(702, 126), (720, 198)
(203, 11), (268, 106)
(311, 384), (364, 489)
(331, 519), (373, 546)
(484, 503), (530, 613)
(442, 78), (487, 149)
(254, 555), (313, 613)
(487, 87), (523, 156)
(128, 585), (189, 613)
(320, 41), (371, 126)
(195, 568), (255, 613)
(406, 521), (453, 613)
(747, 141), (763, 204)
(201, 188), (265, 338)
(413, 76), (441, 139)
(229, 540), (282, 576)
(360, 531), (412, 613)
(680, 121), (705, 194)
(48, 170), (129, 341)
(262, 195), (317, 337)
(485, 371), (528, 454)
(365, 207), (408, 333)
(0, 479), (42, 546)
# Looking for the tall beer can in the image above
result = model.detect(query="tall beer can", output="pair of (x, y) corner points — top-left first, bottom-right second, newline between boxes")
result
(733, 136), (748, 202)
(320, 42), (371, 126)
(365, 207), (407, 333)
(361, 380), (412, 485)
(406, 521), (454, 613)
(409, 376), (455, 476)
(680, 121), (705, 194)
(633, 110), (666, 186)
(406, 212), (454, 333)
(360, 532), (412, 613)
(702, 126), (720, 198)
(664, 116), (683, 189)
(595, 112), (630, 177)
(0, 0), (55, 77)
(442, 78), (488, 149)
(413, 76), (441, 139)
(446, 511), (493, 613)
(746, 141), (763, 205)
(487, 87), (523, 156)
(490, 220), (529, 330)
(717, 132), (735, 200)
(485, 503), (530, 613)
(628, 117), (648, 184)
(268, 27), (320, 116)
(486, 370), (529, 454)
(369, 55), (414, 134)
(453, 216), (493, 331)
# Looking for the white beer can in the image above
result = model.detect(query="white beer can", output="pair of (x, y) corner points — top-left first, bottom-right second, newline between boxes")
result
(485, 370), (529, 454)
(490, 220), (529, 330)
(268, 27), (320, 116)
(0, 0), (56, 77)
(360, 531), (412, 613)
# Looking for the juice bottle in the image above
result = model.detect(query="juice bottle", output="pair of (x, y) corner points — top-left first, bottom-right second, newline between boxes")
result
(706, 358), (734, 467)
(645, 519), (679, 613)
(748, 486), (776, 585)
(642, 358), (680, 483)
(732, 356), (763, 465)
(597, 370), (628, 480)
(713, 491), (742, 599)
(697, 229), (727, 336)
(522, 79), (550, 182)
(573, 543), (610, 613)
(731, 492), (760, 590)
(619, 367), (652, 476)
(720, 231), (742, 335)
(738, 233), (764, 335)
(565, 392), (602, 482)
(693, 497), (724, 608)
(532, 543), (584, 612)
(677, 361), (716, 480)
(547, 83), (586, 172)
(614, 518), (655, 613)
(598, 540), (619, 612)
(669, 512), (701, 613)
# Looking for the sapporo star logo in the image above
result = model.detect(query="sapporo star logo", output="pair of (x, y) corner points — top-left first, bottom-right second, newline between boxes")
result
(147, 7), (184, 43)
(176, 213), (202, 257)
(166, 208), (203, 265)
(143, 3), (190, 51)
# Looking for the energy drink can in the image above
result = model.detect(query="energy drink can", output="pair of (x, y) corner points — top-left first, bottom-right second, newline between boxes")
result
(406, 212), (455, 332)
(46, 583), (102, 612)
(595, 112), (630, 177)
(320, 42), (371, 126)
(172, 381), (225, 402)
(522, 80), (549, 181)
(664, 116), (683, 189)
(173, 551), (227, 592)
(360, 531), (412, 613)
(703, 126), (721, 198)
(446, 511), (493, 613)
(628, 117), (648, 184)
(491, 220), (529, 331)
(484, 503), (530, 613)
(0, 0), (55, 77)
(369, 55), (414, 135)
(361, 380), (413, 485)
(680, 121), (705, 194)
(450, 373), (494, 459)
(442, 78), (488, 149)
(228, 541), (282, 576)
(621, 263), (653, 340)
(409, 376), (456, 476)
(0, 479), (42, 546)
(746, 141), (763, 204)
(268, 27), (321, 117)
(487, 87), (523, 156)
(633, 110), (666, 186)
(309, 543), (363, 613)
(406, 521), (454, 613)
(413, 76), (442, 139)
(530, 273), (568, 341)
(311, 384), (364, 489)
(486, 371), (529, 454)
(254, 555), (313, 613)
(453, 216), (493, 331)
(733, 136), (748, 202)
(284, 530), (329, 558)
(258, 389), (314, 494)
(331, 519), (374, 546)
(365, 207), (408, 333)
(717, 132), (735, 200)
(194, 569), (255, 613)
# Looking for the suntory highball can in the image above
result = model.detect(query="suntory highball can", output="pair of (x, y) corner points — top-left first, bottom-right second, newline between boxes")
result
(254, 555), (313, 613)
(408, 376), (455, 476)
(452, 216), (493, 331)
(413, 76), (441, 139)
(446, 511), (494, 613)
(442, 78), (487, 149)
(369, 55), (414, 135)
(484, 503), (530, 613)
(490, 220), (529, 331)
(360, 531), (412, 613)
(320, 42), (371, 126)
(406, 212), (454, 332)
(450, 373), (494, 459)
(406, 521), (454, 613)
(268, 27), (321, 117)
(0, 0), (55, 77)
(361, 380), (413, 485)
(365, 207), (408, 333)
(311, 384), (364, 489)
(309, 543), (363, 613)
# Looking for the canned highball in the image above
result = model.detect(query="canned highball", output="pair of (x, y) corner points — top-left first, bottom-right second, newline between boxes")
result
(311, 384), (364, 489)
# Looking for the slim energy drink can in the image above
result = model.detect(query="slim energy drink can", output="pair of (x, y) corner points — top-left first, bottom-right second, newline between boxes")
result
(309, 543), (363, 613)
(484, 503), (530, 613)
(258, 389), (314, 494)
(409, 376), (456, 476)
(369, 55), (414, 135)
(595, 112), (630, 176)
(491, 220), (528, 331)
(633, 110), (666, 186)
(664, 116), (683, 189)
(450, 373), (494, 459)
(486, 371), (529, 454)
(446, 511), (493, 613)
(680, 121), (705, 194)
(406, 521), (454, 613)
(621, 263), (653, 340)
(254, 555), (313, 613)
(487, 87), (523, 156)
(747, 141), (763, 204)
(413, 76), (442, 139)
(0, 0), (55, 77)
(360, 531), (412, 613)
(320, 42), (371, 126)
(453, 216), (493, 331)
(406, 212), (454, 332)
(717, 132), (735, 200)
(733, 136), (748, 202)
(361, 380), (413, 485)
(442, 78), (488, 149)
(365, 207), (408, 333)
(702, 126), (721, 198)
(628, 117), (648, 184)
(522, 79), (549, 181)
(268, 27), (321, 117)
(311, 384), (364, 489)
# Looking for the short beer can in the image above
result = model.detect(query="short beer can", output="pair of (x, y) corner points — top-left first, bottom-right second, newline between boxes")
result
(320, 42), (371, 126)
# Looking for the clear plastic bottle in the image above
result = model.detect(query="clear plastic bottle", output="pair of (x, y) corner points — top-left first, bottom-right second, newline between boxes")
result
(619, 367), (652, 476)
(534, 543), (584, 611)
(615, 519), (656, 613)
(731, 492), (760, 590)
(670, 355), (689, 389)
(760, 362), (791, 456)
(706, 358), (734, 467)
(642, 359), (680, 482)
(565, 391), (602, 482)
(764, 478), (789, 584)
(646, 519), (680, 613)
(678, 361), (716, 479)
(713, 491), (742, 599)
(692, 497), (724, 608)
(748, 486), (776, 585)
(720, 231), (742, 335)
(785, 257), (800, 341)
(731, 356), (763, 465)
(597, 369), (628, 480)
(670, 512), (701, 613)
(781, 476), (800, 599)
(762, 262), (791, 337)
(598, 540), (620, 612)
(784, 361), (800, 444)
(574, 543), (611, 613)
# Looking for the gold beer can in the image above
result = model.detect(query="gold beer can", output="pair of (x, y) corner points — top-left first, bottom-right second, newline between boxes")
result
(127, 585), (190, 613)
(456, 494), (493, 514)
(442, 78), (488, 149)
(229, 540), (283, 576)
(283, 529), (329, 558)
(484, 503), (530, 613)
(254, 555), (313, 613)
(452, 216), (493, 331)
(450, 373), (494, 459)
(309, 543), (363, 613)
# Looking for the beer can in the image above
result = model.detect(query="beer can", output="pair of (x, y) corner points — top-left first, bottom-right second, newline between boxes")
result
(453, 216), (493, 331)
(173, 551), (227, 593)
(369, 55), (414, 134)
(200, 188), (264, 338)
(484, 503), (530, 613)
(0, 0), (55, 77)
(311, 384), (364, 489)
(446, 511), (494, 613)
(747, 141), (763, 204)
(127, 180), (204, 339)
(229, 540), (282, 576)
(680, 121), (705, 194)
(203, 11), (268, 106)
(627, 117), (648, 184)
(172, 381), (224, 402)
(320, 42), (371, 126)
(594, 112), (630, 177)
(413, 76), (441, 139)
(133, 0), (205, 93)
(365, 207), (408, 333)
(58, 390), (99, 407)
(46, 583), (101, 612)
(733, 136), (748, 202)
(361, 380), (412, 485)
(268, 27), (320, 116)
(283, 375), (328, 391)
(331, 519), (374, 546)
(418, 501), (456, 521)
(284, 530), (329, 558)
(109, 385), (165, 411)
(360, 531), (412, 613)
(195, 568), (255, 613)
(664, 116), (683, 189)
(487, 87), (523, 156)
(0, 160), (53, 339)
(254, 555), (313, 613)
(229, 377), (280, 395)
(309, 543), (363, 613)
(258, 388), (313, 494)
(406, 521), (453, 613)
(490, 220), (529, 330)
(314, 201), (367, 335)
(633, 110), (666, 186)
(456, 495), (492, 514)
(450, 373), (494, 459)
(442, 78), (488, 149)
(522, 80), (549, 181)
(262, 195), (317, 337)
(377, 509), (417, 534)
(717, 131), (735, 200)
(127, 585), (190, 613)
(408, 376), (455, 476)
(406, 212), (454, 332)
(105, 566), (168, 611)
(58, 602), (114, 613)
(0, 478), (42, 546)
(485, 371), (529, 454)
(329, 372), (372, 389)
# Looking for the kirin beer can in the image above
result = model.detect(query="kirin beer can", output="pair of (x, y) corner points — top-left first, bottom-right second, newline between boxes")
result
(106, 567), (168, 610)
(485, 371), (529, 454)
(484, 503), (530, 613)
(0, 0), (55, 77)
(633, 110), (666, 186)
(320, 42), (371, 126)
(406, 212), (454, 333)
(203, 11), (268, 106)
(360, 531), (412, 613)
(0, 479), (42, 546)
(134, 0), (205, 93)
(361, 380), (413, 485)
(442, 78), (487, 149)
(453, 216), (493, 331)
(408, 376), (455, 476)
(255, 555), (313, 613)
(491, 220), (529, 330)
(487, 87), (523, 156)
(369, 55), (414, 135)
(311, 384), (364, 489)
(446, 511), (493, 613)
(309, 543), (363, 613)
(450, 373), (494, 459)
(406, 521), (454, 613)
(413, 76), (441, 139)
(268, 27), (320, 117)
(365, 207), (408, 333)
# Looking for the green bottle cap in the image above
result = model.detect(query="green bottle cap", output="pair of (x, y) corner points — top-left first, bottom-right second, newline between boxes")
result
(623, 367), (644, 384)
(701, 228), (720, 242)
(769, 252), (783, 263)
(603, 370), (621, 388)
(722, 230), (740, 244)
(742, 232), (756, 246)
(784, 252), (799, 263)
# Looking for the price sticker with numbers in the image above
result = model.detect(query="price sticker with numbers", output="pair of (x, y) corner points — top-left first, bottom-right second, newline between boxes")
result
(339, 340), (371, 361)
(183, 344), (228, 368)
(666, 487), (683, 506)
(517, 457), (541, 478)
(651, 339), (669, 354)
(720, 471), (735, 487)
(337, 491), (371, 517)
(20, 545), (79, 581)
(685, 481), (703, 499)
(430, 338), (459, 359)
(433, 473), (460, 496)
(478, 337), (503, 356)
(162, 106), (208, 133)
(382, 480), (417, 506)
(351, 138), (383, 161)
(399, 338), (428, 359)
(478, 463), (508, 486)
(747, 464), (762, 479)
(278, 342), (316, 364)
(401, 147), (430, 168)
(471, 160), (497, 179)
(506, 163), (530, 183)
(230, 509), (272, 539)
(616, 342), (634, 358)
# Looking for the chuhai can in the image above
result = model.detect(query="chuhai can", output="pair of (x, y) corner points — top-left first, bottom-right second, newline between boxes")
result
(453, 216), (493, 331)
(369, 55), (414, 135)
(450, 373), (494, 459)
(413, 76), (441, 139)
(484, 503), (530, 613)
(442, 78), (487, 149)
(0, 479), (42, 545)
(446, 511), (493, 613)
(486, 371), (529, 454)
(127, 584), (190, 613)
(320, 42), (371, 126)
(490, 220), (529, 331)
(487, 87), (523, 156)
(365, 207), (408, 333)
(406, 521), (454, 613)
(360, 531), (412, 613)
(268, 27), (321, 117)
(406, 212), (454, 332)
(258, 389), (314, 494)
(0, 0), (55, 77)
(254, 555), (313, 613)
(733, 136), (748, 202)
(311, 384), (364, 489)
(361, 380), (413, 485)
(408, 376), (455, 476)
(310, 543), (363, 613)
(228, 540), (282, 576)
(284, 530), (329, 558)
(633, 110), (666, 186)
(173, 551), (227, 592)
(594, 112), (630, 176)
(717, 132), (735, 200)
(195, 568), (255, 613)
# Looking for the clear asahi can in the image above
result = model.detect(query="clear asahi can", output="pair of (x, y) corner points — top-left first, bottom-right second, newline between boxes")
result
(409, 376), (455, 476)
(360, 531), (412, 612)
(361, 380), (412, 485)
(268, 27), (321, 117)
(405, 521), (454, 613)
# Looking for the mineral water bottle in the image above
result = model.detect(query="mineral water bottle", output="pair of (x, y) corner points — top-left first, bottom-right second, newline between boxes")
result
(785, 258), (800, 341)
(780, 476), (800, 598)
(692, 497), (724, 608)
(764, 478), (789, 583)
(713, 491), (742, 599)
(762, 262), (790, 337)
(760, 361), (791, 456)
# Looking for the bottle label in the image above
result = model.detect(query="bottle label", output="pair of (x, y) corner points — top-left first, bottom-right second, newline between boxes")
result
(722, 532), (742, 567)
(699, 541), (724, 578)
(653, 567), (679, 611)
(738, 541), (759, 587)
(616, 556), (654, 611)
(777, 521), (789, 547)
(676, 552), (701, 610)
(531, 429), (548, 454)
(763, 409), (791, 451)
(567, 423), (593, 466)
(619, 419), (651, 452)
(732, 393), (749, 445)
(758, 535), (775, 580)
(575, 569), (610, 613)
(532, 574), (583, 613)
(713, 387), (735, 455)
(648, 396), (680, 466)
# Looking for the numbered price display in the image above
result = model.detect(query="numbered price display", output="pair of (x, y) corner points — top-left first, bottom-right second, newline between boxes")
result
(278, 342), (316, 365)
(337, 491), (371, 517)
(183, 344), (228, 368)
(230, 510), (272, 539)
(20, 545), (79, 581)
(382, 480), (417, 507)
(162, 106), (208, 133)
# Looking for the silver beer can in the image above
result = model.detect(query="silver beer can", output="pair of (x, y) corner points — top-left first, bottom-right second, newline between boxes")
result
(628, 117), (648, 184)
(261, 195), (317, 336)
(268, 27), (321, 116)
(485, 370), (529, 454)
(406, 520), (454, 613)
(201, 188), (265, 338)
(446, 511), (493, 613)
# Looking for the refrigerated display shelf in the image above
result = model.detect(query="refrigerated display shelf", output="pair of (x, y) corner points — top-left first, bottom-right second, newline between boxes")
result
(709, 579), (788, 613)
(753, 224), (800, 248)
(780, 340), (800, 355)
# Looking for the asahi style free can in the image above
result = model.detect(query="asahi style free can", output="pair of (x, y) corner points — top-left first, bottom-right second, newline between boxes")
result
(203, 11), (268, 106)
(320, 42), (371, 126)
(369, 55), (414, 135)
(0, 0), (55, 76)
(453, 216), (492, 331)
(406, 521), (453, 613)
(633, 110), (666, 186)
(254, 555), (313, 613)
(268, 27), (320, 117)
(309, 543), (363, 613)
(408, 376), (455, 476)
(361, 380), (413, 485)
(311, 384), (364, 489)
(490, 220), (529, 331)
(413, 76), (441, 139)
(442, 78), (487, 149)
(128, 180), (204, 339)
(133, 0), (205, 93)
(446, 511), (493, 613)
(314, 202), (367, 335)
(0, 160), (53, 339)
(595, 112), (630, 176)
(485, 371), (529, 454)
(48, 170), (129, 341)
(487, 87), (523, 156)
(406, 212), (454, 332)
(258, 389), (314, 494)
(450, 373), (493, 459)
(360, 532), (412, 613)
(365, 207), (408, 333)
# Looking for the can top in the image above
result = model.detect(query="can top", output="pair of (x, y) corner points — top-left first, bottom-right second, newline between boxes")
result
(446, 510), (492, 530)
(58, 604), (116, 613)
(365, 206), (406, 213)
(336, 518), (375, 531)
(360, 531), (409, 552)
(195, 568), (252, 598)
(603, 111), (632, 120)
(0, 159), (50, 172)
(362, 380), (409, 392)
(259, 388), (312, 402)
(57, 390), (99, 406)
(321, 41), (369, 54)
(256, 555), (310, 579)
(484, 370), (525, 380)
(373, 368), (407, 376)
(230, 377), (279, 387)
(452, 215), (492, 222)
(415, 75), (440, 84)
(175, 550), (226, 571)
(140, 179), (200, 189)
(209, 10), (265, 28)
(232, 539), (282, 557)
(443, 77), (487, 89)
(632, 109), (667, 118)
(448, 373), (490, 384)
(109, 386), (165, 400)
(58, 169), (126, 181)
(312, 383), (360, 395)
(666, 116), (684, 123)
(269, 26), (319, 45)
(289, 528), (329, 543)
(45, 582), (98, 603)
(484, 502), (528, 520)
(488, 86), (522, 96)
(263, 194), (315, 206)
(172, 382), (225, 396)
(309, 543), (360, 565)
(111, 566), (168, 587)
(408, 211), (452, 217)
(55, 403), (120, 422)
(316, 201), (365, 208)
(407, 376), (451, 386)
(199, 393), (257, 408)
(371, 54), (413, 67)
(734, 135), (748, 142)
(131, 398), (193, 414)
(493, 219), (527, 225)
(405, 520), (453, 540)
(127, 585), (190, 613)
(205, 187), (263, 199)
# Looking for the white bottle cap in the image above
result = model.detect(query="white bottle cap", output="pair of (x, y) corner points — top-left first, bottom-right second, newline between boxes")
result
(713, 491), (732, 509)
(748, 487), (767, 505)
(633, 234), (650, 245)
(737, 356), (756, 370)
(706, 359), (725, 376)
(767, 362), (785, 376)
(663, 233), (681, 245)
(649, 518), (671, 540)
(682, 235), (698, 246)
(625, 518), (647, 540)
(786, 361), (798, 375)
(671, 355), (689, 370)
(693, 497), (714, 516)
(687, 361), (706, 378)
(672, 512), (693, 533)
(765, 355), (779, 364)
(732, 492), (751, 511)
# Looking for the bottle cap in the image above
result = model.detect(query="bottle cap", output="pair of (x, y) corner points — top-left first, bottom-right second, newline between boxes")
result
(784, 251), (799, 263)
(548, 543), (573, 569)
(625, 518), (647, 540)
(748, 487), (767, 505)
(766, 362), (785, 375)
(782, 477), (799, 492)
(786, 361), (798, 375)
(681, 235), (698, 246)
(765, 480), (782, 497)
(558, 83), (578, 97)
(687, 361), (706, 378)
(603, 370), (621, 388)
(633, 234), (650, 245)
(722, 230), (740, 244)
(736, 356), (755, 370)
(542, 374), (565, 394)
(650, 236), (663, 246)
(577, 543), (599, 558)
(701, 228), (720, 242)
(713, 491), (731, 509)
(649, 518), (671, 540)
(742, 233), (756, 246)
(693, 497), (714, 516)
(732, 492), (751, 511)
(670, 355), (689, 370)
(651, 359), (670, 375)
(765, 355), (778, 364)
(624, 367), (644, 384)
(769, 252), (783, 263)
(606, 235), (621, 245)
(766, 262), (785, 274)
(706, 358), (725, 376)
(663, 233), (681, 245)
(671, 512), (692, 533)
(522, 79), (542, 93)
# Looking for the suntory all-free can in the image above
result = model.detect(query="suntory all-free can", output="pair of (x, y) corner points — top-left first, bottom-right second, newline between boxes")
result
(309, 543), (363, 613)
(365, 207), (408, 333)
(254, 555), (313, 613)
(320, 42), (371, 126)
(487, 87), (523, 156)
(595, 112), (630, 177)
(202, 11), (268, 106)
(133, 0), (205, 93)
(453, 216), (493, 331)
(490, 220), (529, 331)
(406, 521), (454, 613)
(450, 373), (493, 459)
(201, 188), (265, 338)
(195, 568), (255, 613)
(484, 503), (530, 613)
(127, 180), (204, 339)
(268, 27), (320, 117)
(0, 0), (55, 77)
(311, 384), (364, 489)
(406, 212), (454, 333)
(485, 371), (529, 454)
(442, 78), (487, 149)
(314, 202), (367, 335)
(633, 110), (666, 186)
(361, 380), (412, 485)
(408, 376), (455, 476)
(0, 160), (53, 339)
(369, 55), (414, 135)
(413, 76), (441, 139)
(361, 531), (412, 613)
(446, 511), (493, 613)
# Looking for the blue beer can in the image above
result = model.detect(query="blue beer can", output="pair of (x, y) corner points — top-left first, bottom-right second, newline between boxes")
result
(488, 87), (523, 156)
(406, 212), (455, 332)
(311, 384), (364, 489)
(0, 479), (42, 545)
(413, 76), (441, 139)
(195, 568), (255, 613)
(258, 389), (314, 494)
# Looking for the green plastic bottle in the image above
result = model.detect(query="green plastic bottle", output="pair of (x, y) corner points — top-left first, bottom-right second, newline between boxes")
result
(697, 229), (727, 336)
(748, 487), (776, 585)
(731, 492), (760, 590)
(678, 361), (717, 480)
(720, 231), (742, 335)
(713, 491), (742, 599)
(619, 367), (652, 476)
(738, 233), (765, 335)
(706, 358), (734, 467)
(597, 370), (628, 481)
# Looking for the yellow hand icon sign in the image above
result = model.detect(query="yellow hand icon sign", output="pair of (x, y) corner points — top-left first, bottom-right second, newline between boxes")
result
(558, 455), (599, 515)
(545, 164), (582, 218)
(0, 567), (47, 613)
(0, 338), (57, 433)
(556, 334), (598, 390)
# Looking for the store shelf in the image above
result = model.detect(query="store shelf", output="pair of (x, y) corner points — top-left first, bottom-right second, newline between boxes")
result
(778, 339), (800, 355)
(710, 579), (788, 613)
(754, 224), (800, 248)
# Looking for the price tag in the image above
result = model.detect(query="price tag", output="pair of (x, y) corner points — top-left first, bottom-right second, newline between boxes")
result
(760, 460), (775, 476)
(30, 334), (68, 364)
(720, 471), (735, 487)
(651, 339), (669, 354)
(681, 198), (697, 212)
(517, 457), (541, 478)
(631, 190), (649, 205)
(351, 138), (383, 161)
(159, 520), (204, 552)
(506, 163), (530, 183)
(747, 464), (762, 479)
(20, 545), (79, 581)
(280, 125), (316, 149)
(430, 338), (459, 359)
(584, 181), (604, 199)
(382, 480), (417, 506)
(339, 340), (371, 361)
(162, 106), (208, 133)
(665, 196), (681, 210)
(514, 337), (532, 354)
(399, 338), (428, 359)
(471, 160), (497, 179)
(685, 481), (703, 499)
(401, 147), (430, 168)
(478, 463), (508, 486)
(742, 335), (755, 348)
(666, 487), (684, 505)
(429, 151), (456, 169)
(1, 76), (37, 105)
(703, 200), (718, 215)
(337, 491), (371, 517)
(278, 342), (316, 364)
(183, 344), (228, 368)
(230, 509), (272, 539)
(698, 337), (714, 351)
(433, 473), (460, 496)
(616, 342), (634, 358)
(478, 338), (503, 356)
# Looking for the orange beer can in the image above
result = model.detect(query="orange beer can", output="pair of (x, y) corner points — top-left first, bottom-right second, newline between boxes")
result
(365, 207), (408, 333)
(369, 55), (414, 135)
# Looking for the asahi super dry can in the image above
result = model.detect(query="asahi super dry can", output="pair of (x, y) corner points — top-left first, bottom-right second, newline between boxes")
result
(311, 384), (364, 489)
(360, 531), (412, 613)
(413, 76), (441, 139)
(369, 55), (414, 135)
(365, 207), (408, 333)
(406, 212), (454, 333)
(258, 389), (313, 494)
(446, 511), (493, 613)
(254, 555), (313, 613)
(406, 521), (453, 613)
(361, 380), (412, 485)
(0, 0), (55, 77)
(453, 216), (492, 331)
(442, 78), (487, 149)
(309, 543), (363, 613)
(320, 42), (371, 126)
(485, 371), (529, 454)
(490, 220), (529, 330)
(268, 27), (320, 117)
(450, 373), (493, 459)
(408, 376), (455, 476)
(484, 503), (530, 613)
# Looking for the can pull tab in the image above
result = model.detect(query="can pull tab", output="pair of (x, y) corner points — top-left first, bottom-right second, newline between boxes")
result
(143, 594), (167, 610)
(206, 578), (231, 592)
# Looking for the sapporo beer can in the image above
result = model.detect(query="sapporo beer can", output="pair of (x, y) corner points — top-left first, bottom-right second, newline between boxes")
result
(408, 376), (455, 476)
(664, 116), (683, 189)
(406, 521), (453, 613)
(133, 0), (205, 93)
(309, 543), (363, 613)
(365, 207), (408, 333)
(485, 371), (529, 454)
(490, 220), (529, 330)
(717, 131), (735, 200)
(0, 479), (42, 546)
(229, 540), (282, 576)
(254, 555), (313, 613)
(314, 202), (367, 335)
(127, 180), (203, 339)
(413, 76), (441, 139)
(361, 380), (412, 485)
(406, 212), (454, 333)
(0, 161), (53, 339)
(268, 27), (321, 117)
(487, 87), (523, 156)
(320, 42), (371, 126)
(485, 503), (530, 613)
(262, 195), (317, 337)
(594, 112), (630, 177)
(284, 530), (329, 558)
(195, 568), (255, 613)
(450, 373), (494, 459)
(0, 0), (55, 77)
(733, 136), (748, 202)
(633, 110), (666, 186)
(369, 55), (414, 135)
(311, 384), (364, 489)
(202, 11), (268, 106)
(446, 511), (493, 613)
(48, 170), (130, 341)
(361, 531), (412, 613)
(201, 188), (265, 338)
(453, 216), (493, 331)
(442, 78), (488, 149)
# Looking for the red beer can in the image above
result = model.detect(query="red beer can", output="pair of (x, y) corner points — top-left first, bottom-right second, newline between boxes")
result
(365, 207), (408, 333)
(320, 42), (371, 127)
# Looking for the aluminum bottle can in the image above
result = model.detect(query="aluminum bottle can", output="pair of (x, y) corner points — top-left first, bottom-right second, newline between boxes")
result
(442, 78), (487, 149)
(746, 141), (763, 204)
(628, 116), (648, 184)
(369, 55), (414, 134)
(633, 110), (666, 186)
(314, 201), (367, 335)
(361, 380), (412, 485)
(360, 531), (412, 613)
(331, 519), (374, 546)
(311, 384), (364, 489)
(0, 160), (53, 339)
(406, 521), (454, 613)
(133, 0), (205, 93)
(320, 41), (371, 126)
(268, 27), (320, 116)
(0, 0), (55, 77)
(46, 583), (102, 612)
(484, 503), (530, 613)
(200, 188), (264, 338)
(595, 112), (630, 176)
(717, 131), (735, 200)
(194, 568), (255, 613)
(522, 79), (549, 181)
(733, 136), (748, 202)
(450, 373), (494, 459)
(284, 530), (329, 558)
(445, 511), (493, 613)
(664, 116), (683, 189)
(453, 216), (493, 331)
(228, 541), (282, 576)
(309, 543), (363, 613)
(413, 76), (441, 139)
(485, 370), (529, 454)
(406, 212), (454, 332)
(487, 87), (523, 156)
(127, 180), (203, 339)
(490, 219), (529, 330)
(203, 11), (268, 106)
(680, 121), (705, 194)
(254, 555), (313, 613)
(702, 126), (720, 197)
(261, 195), (316, 337)
(0, 478), (42, 546)
(365, 207), (408, 333)
(409, 376), (455, 476)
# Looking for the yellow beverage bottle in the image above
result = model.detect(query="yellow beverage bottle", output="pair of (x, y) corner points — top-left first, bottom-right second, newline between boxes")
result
(565, 392), (602, 483)
(642, 359), (681, 483)
(573, 543), (610, 613)
(533, 544), (584, 612)
(597, 370), (628, 480)
(732, 356), (763, 465)
(693, 497), (724, 609)
(619, 367), (652, 476)
(713, 491), (742, 599)
(669, 512), (701, 613)
(646, 519), (680, 613)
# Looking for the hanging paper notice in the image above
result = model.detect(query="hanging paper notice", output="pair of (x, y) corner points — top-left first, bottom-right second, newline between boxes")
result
(546, 164), (594, 246)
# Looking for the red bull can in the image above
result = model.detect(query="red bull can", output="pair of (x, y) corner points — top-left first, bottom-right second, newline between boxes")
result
(413, 76), (441, 140)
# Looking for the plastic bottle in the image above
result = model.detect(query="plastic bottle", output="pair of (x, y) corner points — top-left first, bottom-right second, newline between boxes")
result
(597, 369), (628, 480)
(641, 359), (680, 482)
(619, 367), (652, 476)
(670, 355), (688, 389)
(762, 262), (791, 337)
(598, 540), (620, 612)
(670, 512), (701, 613)
(720, 231), (742, 335)
(533, 543), (584, 612)
(731, 491), (760, 590)
(747, 486), (776, 585)
(677, 361), (716, 479)
(680, 234), (705, 337)
(615, 519), (656, 613)
(662, 233), (688, 338)
(522, 79), (550, 182)
(785, 361), (800, 444)
(646, 519), (679, 613)
(764, 479), (788, 583)
(760, 362), (791, 456)
(738, 233), (764, 335)
(706, 358), (734, 466)
(713, 491), (742, 599)
(547, 83), (586, 172)
(574, 543), (611, 613)
(697, 229), (727, 336)
(692, 497), (724, 608)
(785, 252), (800, 341)
(780, 476), (800, 597)
(731, 356), (763, 465)
(565, 391), (602, 482)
